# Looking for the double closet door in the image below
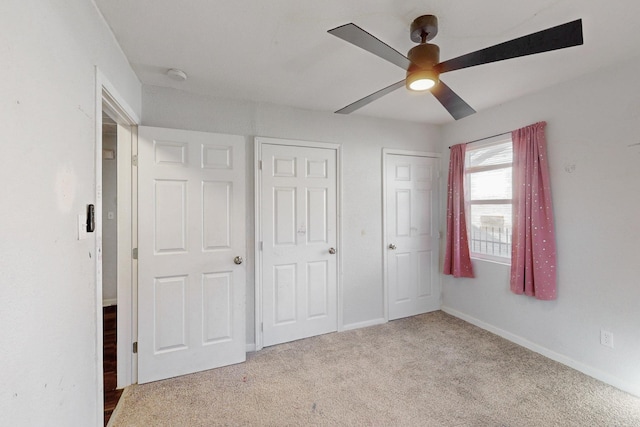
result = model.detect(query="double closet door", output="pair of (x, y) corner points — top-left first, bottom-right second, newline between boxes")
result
(258, 141), (339, 347)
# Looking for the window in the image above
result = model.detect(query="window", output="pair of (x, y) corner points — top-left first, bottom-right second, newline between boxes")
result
(465, 138), (513, 263)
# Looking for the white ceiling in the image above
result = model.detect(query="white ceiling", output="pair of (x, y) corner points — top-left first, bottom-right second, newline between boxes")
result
(95, 0), (640, 124)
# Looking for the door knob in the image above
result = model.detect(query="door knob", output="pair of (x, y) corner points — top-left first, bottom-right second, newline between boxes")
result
(328, 247), (336, 255)
(234, 256), (243, 265)
(388, 244), (397, 250)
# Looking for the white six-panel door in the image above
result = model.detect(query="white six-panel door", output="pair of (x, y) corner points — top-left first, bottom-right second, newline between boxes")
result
(137, 126), (246, 384)
(260, 142), (338, 347)
(386, 153), (439, 320)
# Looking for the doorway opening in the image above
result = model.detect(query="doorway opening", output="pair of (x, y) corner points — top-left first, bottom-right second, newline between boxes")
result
(101, 113), (122, 424)
(95, 70), (139, 425)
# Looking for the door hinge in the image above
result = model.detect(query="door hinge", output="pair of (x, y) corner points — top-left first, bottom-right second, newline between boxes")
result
(261, 322), (263, 332)
(132, 341), (138, 354)
(132, 155), (138, 166)
(259, 241), (263, 251)
(132, 248), (138, 259)
(258, 160), (262, 170)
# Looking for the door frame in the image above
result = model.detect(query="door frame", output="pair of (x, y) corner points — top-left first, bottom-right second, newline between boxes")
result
(381, 149), (441, 321)
(95, 68), (139, 421)
(254, 137), (342, 351)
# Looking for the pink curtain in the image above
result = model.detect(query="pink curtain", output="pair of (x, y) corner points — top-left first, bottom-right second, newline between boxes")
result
(510, 122), (557, 299)
(444, 144), (474, 278)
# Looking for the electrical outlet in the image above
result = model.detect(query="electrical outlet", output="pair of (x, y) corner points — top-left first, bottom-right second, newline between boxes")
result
(600, 330), (614, 348)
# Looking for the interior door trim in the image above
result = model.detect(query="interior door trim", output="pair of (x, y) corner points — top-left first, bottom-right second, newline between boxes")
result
(254, 137), (342, 351)
(381, 148), (441, 321)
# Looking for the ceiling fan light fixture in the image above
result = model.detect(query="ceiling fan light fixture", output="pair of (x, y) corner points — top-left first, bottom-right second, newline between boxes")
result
(406, 69), (438, 91)
(406, 42), (440, 91)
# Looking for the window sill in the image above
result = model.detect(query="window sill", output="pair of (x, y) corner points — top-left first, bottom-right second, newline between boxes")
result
(470, 256), (511, 267)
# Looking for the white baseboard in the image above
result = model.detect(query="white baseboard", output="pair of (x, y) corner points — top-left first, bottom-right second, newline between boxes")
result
(341, 317), (386, 332)
(246, 343), (256, 353)
(102, 298), (117, 307)
(441, 306), (640, 398)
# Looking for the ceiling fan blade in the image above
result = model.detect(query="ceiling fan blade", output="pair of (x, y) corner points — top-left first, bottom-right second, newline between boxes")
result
(328, 23), (411, 70)
(431, 81), (476, 120)
(335, 80), (405, 114)
(435, 19), (583, 74)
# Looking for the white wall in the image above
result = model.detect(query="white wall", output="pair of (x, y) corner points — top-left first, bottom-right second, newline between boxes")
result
(142, 85), (442, 342)
(440, 56), (640, 396)
(102, 132), (118, 305)
(0, 1), (141, 425)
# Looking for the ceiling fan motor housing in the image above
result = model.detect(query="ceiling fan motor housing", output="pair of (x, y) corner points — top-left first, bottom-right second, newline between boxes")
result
(407, 43), (440, 68)
(406, 43), (440, 90)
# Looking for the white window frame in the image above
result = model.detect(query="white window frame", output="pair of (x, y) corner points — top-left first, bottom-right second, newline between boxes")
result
(464, 136), (513, 264)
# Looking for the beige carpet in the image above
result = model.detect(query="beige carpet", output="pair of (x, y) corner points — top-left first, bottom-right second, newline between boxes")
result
(109, 311), (640, 426)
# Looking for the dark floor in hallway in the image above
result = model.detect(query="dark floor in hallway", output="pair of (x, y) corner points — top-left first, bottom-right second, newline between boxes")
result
(104, 305), (123, 425)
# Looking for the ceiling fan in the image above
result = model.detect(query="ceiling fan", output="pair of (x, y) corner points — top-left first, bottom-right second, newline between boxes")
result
(328, 15), (583, 120)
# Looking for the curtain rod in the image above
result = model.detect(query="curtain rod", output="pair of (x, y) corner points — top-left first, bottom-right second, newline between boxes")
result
(448, 130), (511, 149)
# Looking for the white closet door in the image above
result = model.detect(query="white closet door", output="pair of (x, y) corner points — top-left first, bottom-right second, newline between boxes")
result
(260, 143), (338, 347)
(386, 154), (439, 320)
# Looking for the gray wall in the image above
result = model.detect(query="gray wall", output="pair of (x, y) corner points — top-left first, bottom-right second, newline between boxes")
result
(440, 55), (640, 396)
